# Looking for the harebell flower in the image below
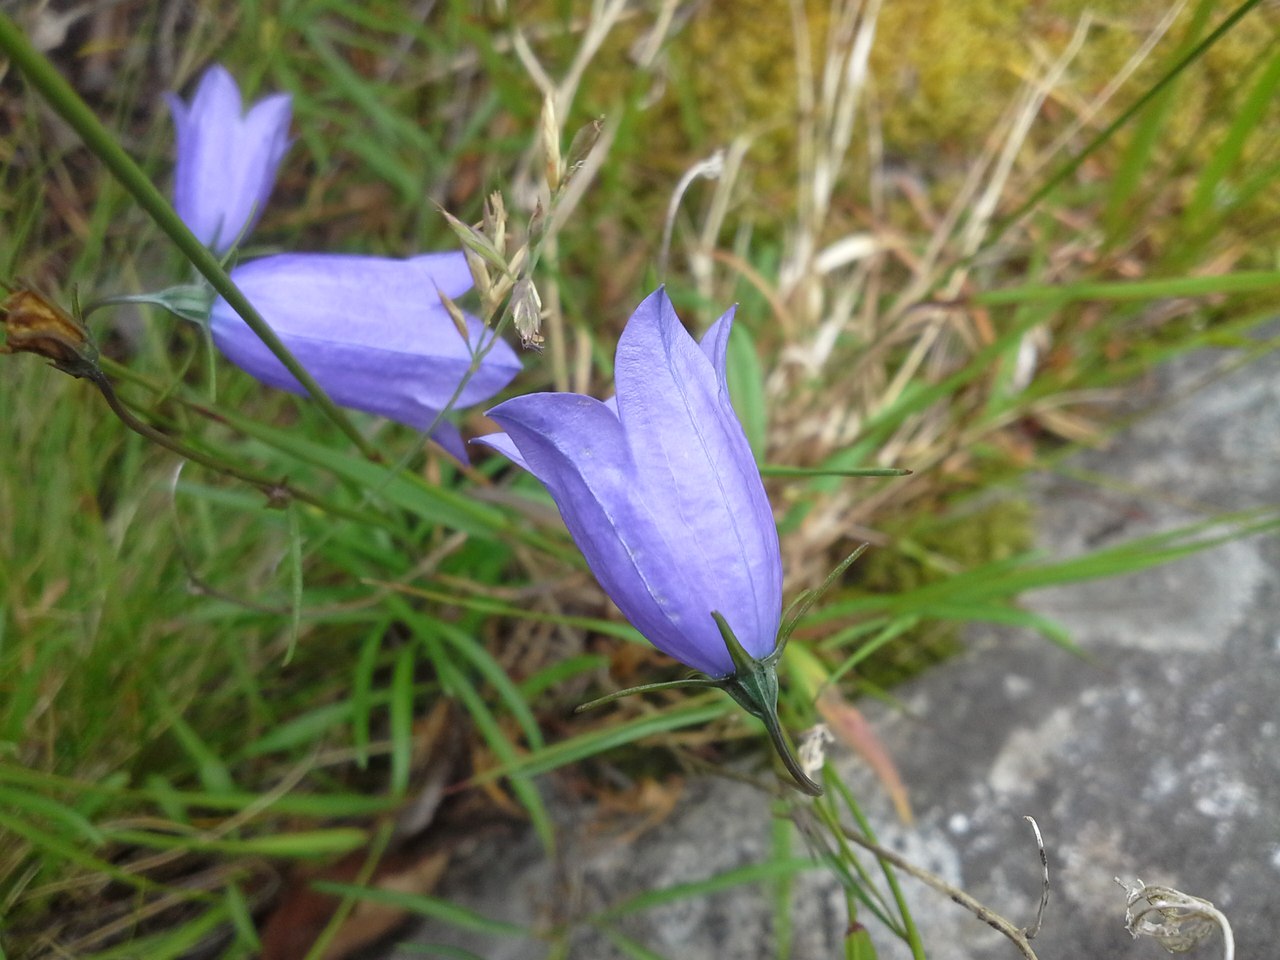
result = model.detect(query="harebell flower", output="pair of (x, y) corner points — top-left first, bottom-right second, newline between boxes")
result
(477, 288), (820, 794)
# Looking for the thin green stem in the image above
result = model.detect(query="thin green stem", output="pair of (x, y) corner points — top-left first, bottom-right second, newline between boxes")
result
(0, 12), (380, 461)
(830, 777), (926, 960)
(758, 708), (822, 797)
(780, 543), (870, 644)
(301, 821), (395, 960)
(88, 367), (377, 527)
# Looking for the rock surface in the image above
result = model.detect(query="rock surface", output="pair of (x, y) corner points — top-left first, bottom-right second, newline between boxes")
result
(392, 334), (1280, 960)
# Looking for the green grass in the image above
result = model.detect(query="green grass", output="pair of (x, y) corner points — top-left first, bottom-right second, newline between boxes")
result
(2, 0), (1279, 957)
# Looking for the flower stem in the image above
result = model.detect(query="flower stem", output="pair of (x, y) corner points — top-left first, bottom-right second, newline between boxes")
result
(87, 366), (374, 526)
(0, 13), (379, 462)
(713, 612), (824, 797)
(836, 822), (1038, 960)
(758, 706), (823, 797)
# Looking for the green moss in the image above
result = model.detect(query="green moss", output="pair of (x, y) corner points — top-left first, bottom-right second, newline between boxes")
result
(852, 496), (1036, 685)
(638, 0), (1280, 251)
(872, 0), (1033, 152)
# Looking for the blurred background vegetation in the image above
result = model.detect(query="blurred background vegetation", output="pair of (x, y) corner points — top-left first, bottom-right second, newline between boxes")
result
(1, 0), (1277, 956)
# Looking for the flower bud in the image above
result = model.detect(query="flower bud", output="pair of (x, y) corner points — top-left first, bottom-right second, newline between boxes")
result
(166, 64), (292, 253)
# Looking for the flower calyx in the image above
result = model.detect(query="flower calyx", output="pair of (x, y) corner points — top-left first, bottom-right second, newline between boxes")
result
(574, 612), (823, 798)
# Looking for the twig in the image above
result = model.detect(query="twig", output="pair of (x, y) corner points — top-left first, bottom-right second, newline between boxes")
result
(1022, 816), (1049, 939)
(837, 824), (1043, 960)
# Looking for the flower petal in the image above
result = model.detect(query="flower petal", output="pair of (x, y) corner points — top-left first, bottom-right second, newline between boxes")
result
(168, 65), (292, 252)
(485, 391), (737, 676)
(426, 421), (470, 465)
(221, 92), (293, 249)
(471, 430), (529, 471)
(209, 252), (521, 450)
(612, 289), (781, 660)
(698, 306), (734, 383)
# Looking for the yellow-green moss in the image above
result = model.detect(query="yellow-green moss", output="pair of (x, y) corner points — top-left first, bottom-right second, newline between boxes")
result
(661, 0), (1280, 247)
(853, 496), (1036, 685)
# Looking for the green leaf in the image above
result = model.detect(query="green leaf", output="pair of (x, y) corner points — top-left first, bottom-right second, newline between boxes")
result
(596, 859), (821, 920)
(390, 643), (418, 797)
(105, 827), (369, 858)
(310, 881), (529, 938)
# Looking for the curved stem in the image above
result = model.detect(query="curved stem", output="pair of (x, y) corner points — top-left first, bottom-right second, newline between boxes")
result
(88, 369), (373, 525)
(712, 612), (824, 797)
(758, 707), (823, 797)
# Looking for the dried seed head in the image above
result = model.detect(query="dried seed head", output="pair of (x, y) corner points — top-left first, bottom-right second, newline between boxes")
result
(541, 94), (562, 193)
(484, 191), (507, 259)
(463, 245), (493, 307)
(1115, 878), (1233, 956)
(1, 287), (100, 379)
(561, 116), (604, 194)
(511, 277), (544, 351)
(437, 205), (506, 273)
(527, 200), (545, 245)
(436, 289), (474, 354)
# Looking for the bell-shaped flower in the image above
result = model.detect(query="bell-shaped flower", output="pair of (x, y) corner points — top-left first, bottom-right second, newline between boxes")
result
(166, 64), (292, 253)
(209, 251), (522, 461)
(475, 287), (783, 678)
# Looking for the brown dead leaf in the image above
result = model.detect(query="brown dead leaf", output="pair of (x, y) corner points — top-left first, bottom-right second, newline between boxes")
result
(260, 701), (468, 959)
(259, 847), (448, 960)
(591, 776), (684, 845)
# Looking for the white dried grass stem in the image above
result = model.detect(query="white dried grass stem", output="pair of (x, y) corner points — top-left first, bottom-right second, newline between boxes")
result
(658, 149), (726, 281)
(813, 0), (880, 219)
(691, 137), (750, 299)
(511, 27), (556, 97)
(556, 0), (630, 119)
(632, 0), (682, 70)
(960, 12), (1093, 259)
(815, 234), (880, 274)
(1032, 0), (1188, 177)
(783, 0), (817, 300)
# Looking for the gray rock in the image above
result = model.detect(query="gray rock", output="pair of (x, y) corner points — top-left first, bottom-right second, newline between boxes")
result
(391, 335), (1280, 960)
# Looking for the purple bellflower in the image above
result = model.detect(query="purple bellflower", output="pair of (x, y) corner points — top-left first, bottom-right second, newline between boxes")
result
(167, 64), (292, 253)
(476, 288), (820, 795)
(209, 252), (522, 462)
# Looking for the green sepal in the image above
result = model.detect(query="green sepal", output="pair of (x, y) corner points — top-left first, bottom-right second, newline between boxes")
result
(777, 542), (869, 647)
(86, 284), (215, 327)
(712, 612), (823, 797)
(569, 616), (826, 796)
(573, 677), (721, 714)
